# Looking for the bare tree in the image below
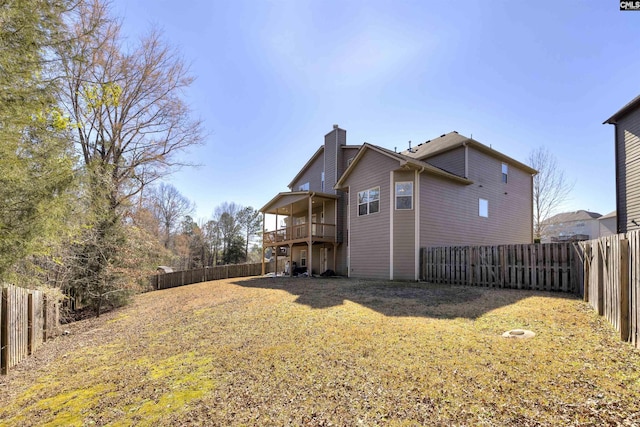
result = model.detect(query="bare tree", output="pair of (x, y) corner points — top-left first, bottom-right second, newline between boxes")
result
(150, 183), (194, 248)
(528, 147), (574, 241)
(55, 0), (203, 313)
(58, 0), (204, 214)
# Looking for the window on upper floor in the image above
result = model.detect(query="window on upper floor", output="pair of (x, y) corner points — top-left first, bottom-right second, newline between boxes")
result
(299, 182), (309, 191)
(358, 187), (380, 216)
(395, 182), (413, 210)
(321, 172), (325, 192)
(479, 198), (489, 218)
(502, 163), (508, 183)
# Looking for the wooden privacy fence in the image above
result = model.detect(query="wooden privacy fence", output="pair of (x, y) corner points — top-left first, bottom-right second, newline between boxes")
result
(420, 243), (582, 293)
(581, 231), (640, 349)
(1, 284), (60, 374)
(151, 263), (265, 290)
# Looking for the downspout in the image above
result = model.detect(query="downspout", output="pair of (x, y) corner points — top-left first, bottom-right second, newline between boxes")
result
(415, 166), (424, 281)
(463, 142), (469, 178)
(308, 193), (313, 277)
(390, 171), (394, 280)
(261, 212), (266, 275)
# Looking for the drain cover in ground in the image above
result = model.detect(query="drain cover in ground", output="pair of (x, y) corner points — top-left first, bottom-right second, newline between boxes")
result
(502, 329), (535, 339)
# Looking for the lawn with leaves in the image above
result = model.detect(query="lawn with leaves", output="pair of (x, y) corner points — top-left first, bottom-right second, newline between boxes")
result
(1, 277), (640, 426)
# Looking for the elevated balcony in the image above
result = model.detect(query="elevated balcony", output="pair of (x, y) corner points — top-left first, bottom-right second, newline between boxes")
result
(260, 191), (339, 248)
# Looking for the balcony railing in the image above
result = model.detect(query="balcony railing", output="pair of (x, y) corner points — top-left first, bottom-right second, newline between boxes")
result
(263, 223), (336, 245)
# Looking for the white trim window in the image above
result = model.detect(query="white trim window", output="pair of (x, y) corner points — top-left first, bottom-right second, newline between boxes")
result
(357, 187), (380, 216)
(300, 250), (307, 267)
(299, 182), (310, 191)
(395, 181), (413, 210)
(479, 198), (489, 218)
(502, 163), (508, 183)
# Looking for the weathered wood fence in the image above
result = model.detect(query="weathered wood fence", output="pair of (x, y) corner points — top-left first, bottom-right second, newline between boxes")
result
(420, 243), (582, 293)
(1, 284), (60, 374)
(581, 231), (640, 349)
(151, 263), (265, 290)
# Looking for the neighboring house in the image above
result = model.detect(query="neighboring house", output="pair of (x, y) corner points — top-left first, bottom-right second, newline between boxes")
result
(260, 125), (536, 281)
(605, 94), (640, 233)
(541, 210), (602, 243)
(599, 211), (617, 238)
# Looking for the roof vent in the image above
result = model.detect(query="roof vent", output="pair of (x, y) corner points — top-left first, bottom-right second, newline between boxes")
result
(440, 134), (446, 138)
(333, 124), (339, 129)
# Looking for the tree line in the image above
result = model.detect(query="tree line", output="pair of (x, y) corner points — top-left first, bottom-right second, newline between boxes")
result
(0, 0), (261, 316)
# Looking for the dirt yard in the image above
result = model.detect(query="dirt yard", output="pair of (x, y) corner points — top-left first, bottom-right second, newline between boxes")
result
(1, 277), (639, 426)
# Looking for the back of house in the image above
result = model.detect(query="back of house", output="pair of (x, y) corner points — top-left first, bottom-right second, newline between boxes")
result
(262, 126), (536, 281)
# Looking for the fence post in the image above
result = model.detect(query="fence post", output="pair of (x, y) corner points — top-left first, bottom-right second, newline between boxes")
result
(596, 240), (604, 316)
(583, 243), (590, 302)
(1, 287), (8, 375)
(620, 238), (630, 341)
(27, 293), (33, 355)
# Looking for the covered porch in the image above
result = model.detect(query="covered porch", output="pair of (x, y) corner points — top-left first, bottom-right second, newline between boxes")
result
(260, 191), (340, 276)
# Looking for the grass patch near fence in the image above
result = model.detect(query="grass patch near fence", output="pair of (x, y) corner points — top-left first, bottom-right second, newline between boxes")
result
(1, 277), (640, 426)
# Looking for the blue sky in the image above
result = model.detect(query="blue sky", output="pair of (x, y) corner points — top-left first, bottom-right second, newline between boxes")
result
(111, 0), (640, 222)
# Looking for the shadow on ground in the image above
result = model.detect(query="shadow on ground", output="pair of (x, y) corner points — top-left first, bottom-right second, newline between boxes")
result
(229, 276), (579, 320)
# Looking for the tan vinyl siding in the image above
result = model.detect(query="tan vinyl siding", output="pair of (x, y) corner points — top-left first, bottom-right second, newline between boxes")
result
(344, 150), (398, 279)
(617, 109), (640, 232)
(421, 147), (532, 247)
(425, 146), (466, 177)
(393, 170), (416, 280)
(290, 154), (324, 192)
(341, 147), (360, 175)
(324, 128), (346, 195)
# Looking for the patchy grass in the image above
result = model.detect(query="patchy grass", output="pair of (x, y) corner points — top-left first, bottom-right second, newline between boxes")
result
(1, 277), (640, 426)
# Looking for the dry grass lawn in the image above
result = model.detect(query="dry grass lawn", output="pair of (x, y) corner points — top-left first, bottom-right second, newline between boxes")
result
(1, 277), (640, 426)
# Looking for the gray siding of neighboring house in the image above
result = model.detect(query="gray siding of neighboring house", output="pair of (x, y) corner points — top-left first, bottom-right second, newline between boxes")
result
(542, 218), (600, 243)
(393, 170), (416, 280)
(345, 150), (398, 279)
(615, 108), (640, 233)
(425, 146), (466, 177)
(290, 151), (324, 192)
(420, 147), (532, 247)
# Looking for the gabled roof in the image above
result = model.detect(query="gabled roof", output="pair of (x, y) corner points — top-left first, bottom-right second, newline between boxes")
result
(604, 94), (640, 124)
(401, 131), (537, 175)
(335, 143), (473, 190)
(599, 210), (617, 220)
(260, 191), (338, 215)
(544, 210), (602, 224)
(287, 146), (324, 189)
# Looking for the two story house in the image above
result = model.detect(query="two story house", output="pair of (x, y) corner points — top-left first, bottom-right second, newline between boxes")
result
(605, 94), (640, 233)
(260, 125), (536, 281)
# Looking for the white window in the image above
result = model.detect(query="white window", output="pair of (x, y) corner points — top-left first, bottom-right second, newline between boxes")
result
(502, 163), (508, 183)
(299, 182), (309, 191)
(479, 198), (489, 218)
(357, 187), (380, 216)
(300, 250), (307, 267)
(321, 172), (325, 192)
(395, 182), (413, 210)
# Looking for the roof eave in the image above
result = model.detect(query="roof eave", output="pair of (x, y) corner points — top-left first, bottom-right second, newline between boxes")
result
(604, 94), (640, 125)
